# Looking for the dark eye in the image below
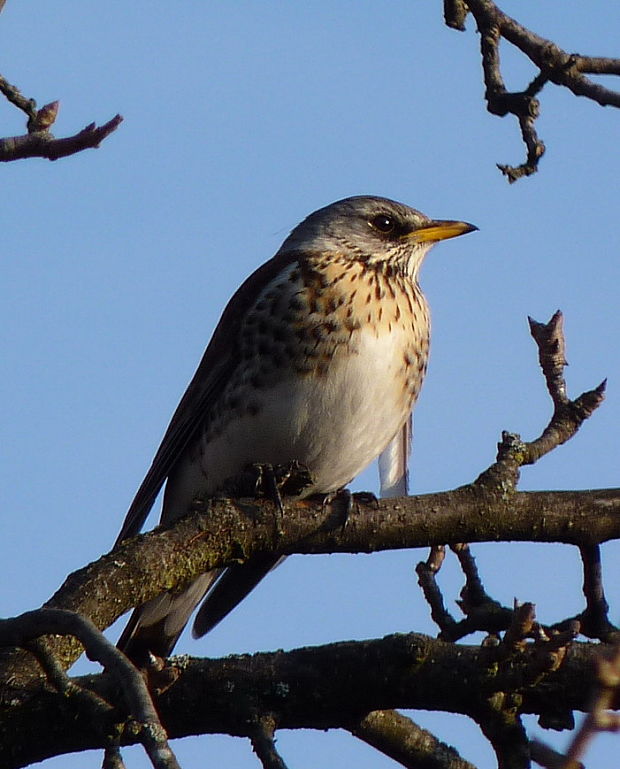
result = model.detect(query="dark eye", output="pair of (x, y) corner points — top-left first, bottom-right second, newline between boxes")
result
(370, 214), (396, 234)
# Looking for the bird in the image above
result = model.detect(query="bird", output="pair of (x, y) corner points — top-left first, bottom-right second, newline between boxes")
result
(114, 195), (476, 662)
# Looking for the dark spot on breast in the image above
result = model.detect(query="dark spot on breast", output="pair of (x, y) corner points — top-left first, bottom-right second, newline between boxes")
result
(344, 317), (361, 332)
(325, 296), (338, 313)
(247, 402), (261, 416)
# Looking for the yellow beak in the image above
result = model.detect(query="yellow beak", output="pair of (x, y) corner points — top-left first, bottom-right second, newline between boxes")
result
(408, 220), (478, 243)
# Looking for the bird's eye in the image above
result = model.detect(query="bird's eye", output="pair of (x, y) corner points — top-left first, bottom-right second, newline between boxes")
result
(370, 214), (396, 234)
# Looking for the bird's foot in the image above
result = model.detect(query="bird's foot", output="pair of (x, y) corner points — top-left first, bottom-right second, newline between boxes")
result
(222, 461), (314, 537)
(320, 487), (353, 531)
(352, 490), (379, 508)
(221, 460), (313, 499)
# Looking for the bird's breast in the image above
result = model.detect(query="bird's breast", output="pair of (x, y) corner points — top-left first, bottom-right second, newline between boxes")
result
(165, 257), (431, 511)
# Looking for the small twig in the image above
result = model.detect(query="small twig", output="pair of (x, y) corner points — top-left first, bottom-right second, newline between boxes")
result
(560, 644), (620, 768)
(552, 545), (618, 642)
(102, 746), (128, 769)
(23, 636), (115, 722)
(0, 114), (123, 162)
(577, 544), (615, 639)
(249, 716), (290, 769)
(452, 542), (493, 608)
(419, 312), (605, 641)
(530, 739), (583, 769)
(447, 1), (620, 180)
(0, 73), (37, 122)
(528, 312), (568, 407)
(477, 710), (530, 769)
(351, 709), (477, 769)
(416, 548), (458, 634)
(0, 609), (181, 769)
(501, 602), (537, 653)
(443, 0), (469, 31)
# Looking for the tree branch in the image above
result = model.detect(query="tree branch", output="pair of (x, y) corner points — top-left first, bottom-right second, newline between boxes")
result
(1, 631), (614, 768)
(1, 485), (618, 691)
(0, 114), (123, 162)
(0, 609), (180, 769)
(350, 709), (477, 769)
(0, 71), (122, 162)
(449, 1), (620, 180)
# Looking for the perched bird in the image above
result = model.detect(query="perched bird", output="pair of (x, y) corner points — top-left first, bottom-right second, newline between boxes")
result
(115, 195), (476, 661)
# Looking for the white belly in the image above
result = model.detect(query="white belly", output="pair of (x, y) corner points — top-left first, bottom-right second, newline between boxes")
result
(164, 326), (416, 517)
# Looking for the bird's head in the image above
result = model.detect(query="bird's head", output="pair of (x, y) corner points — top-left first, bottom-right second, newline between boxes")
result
(279, 195), (477, 279)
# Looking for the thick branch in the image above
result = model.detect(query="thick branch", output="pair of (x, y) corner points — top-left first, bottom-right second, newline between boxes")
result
(1, 486), (618, 690)
(0, 633), (611, 768)
(0, 609), (180, 769)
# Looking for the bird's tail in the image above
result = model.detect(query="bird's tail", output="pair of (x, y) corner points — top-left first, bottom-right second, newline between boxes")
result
(118, 557), (283, 662)
(117, 570), (221, 662)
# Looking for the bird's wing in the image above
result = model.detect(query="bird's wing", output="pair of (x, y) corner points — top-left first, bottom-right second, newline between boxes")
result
(378, 412), (411, 498)
(113, 250), (299, 547)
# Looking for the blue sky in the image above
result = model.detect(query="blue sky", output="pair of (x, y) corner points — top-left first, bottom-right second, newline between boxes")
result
(2, 3), (619, 767)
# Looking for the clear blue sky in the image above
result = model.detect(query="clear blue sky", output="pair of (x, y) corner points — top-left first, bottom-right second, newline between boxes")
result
(2, 3), (619, 767)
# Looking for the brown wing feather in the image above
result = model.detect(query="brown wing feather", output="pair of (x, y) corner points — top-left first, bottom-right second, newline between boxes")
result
(114, 249), (300, 547)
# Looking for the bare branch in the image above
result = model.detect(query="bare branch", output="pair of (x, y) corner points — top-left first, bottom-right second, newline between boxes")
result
(0, 609), (181, 769)
(2, 632), (609, 767)
(351, 709), (477, 769)
(443, 0), (469, 31)
(249, 717), (290, 769)
(450, 2), (620, 180)
(0, 114), (124, 162)
(560, 644), (620, 768)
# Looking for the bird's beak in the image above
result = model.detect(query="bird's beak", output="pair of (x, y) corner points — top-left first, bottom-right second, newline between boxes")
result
(408, 220), (478, 243)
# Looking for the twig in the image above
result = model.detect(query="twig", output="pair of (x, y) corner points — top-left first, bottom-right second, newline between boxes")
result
(419, 311), (605, 641)
(561, 644), (620, 768)
(443, 0), (469, 31)
(0, 73), (37, 122)
(102, 747), (128, 769)
(249, 716), (290, 769)
(448, 1), (620, 180)
(351, 709), (477, 769)
(0, 114), (124, 162)
(530, 739), (583, 769)
(0, 609), (181, 769)
(0, 70), (123, 162)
